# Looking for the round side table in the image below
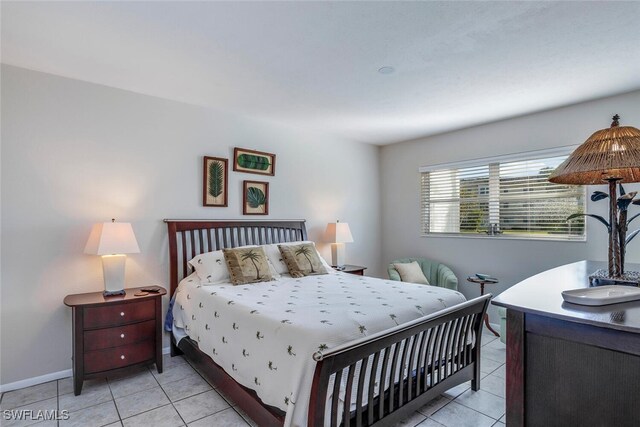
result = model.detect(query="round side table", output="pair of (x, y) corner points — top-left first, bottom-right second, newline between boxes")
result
(466, 276), (500, 337)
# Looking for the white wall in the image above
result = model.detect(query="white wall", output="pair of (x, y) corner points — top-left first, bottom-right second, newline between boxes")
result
(0, 65), (381, 386)
(380, 90), (640, 323)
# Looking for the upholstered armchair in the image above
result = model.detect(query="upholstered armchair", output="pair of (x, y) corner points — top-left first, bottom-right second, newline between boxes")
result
(387, 257), (458, 291)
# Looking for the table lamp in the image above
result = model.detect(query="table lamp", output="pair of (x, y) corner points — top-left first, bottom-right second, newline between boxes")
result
(325, 220), (354, 267)
(549, 114), (640, 283)
(84, 219), (140, 296)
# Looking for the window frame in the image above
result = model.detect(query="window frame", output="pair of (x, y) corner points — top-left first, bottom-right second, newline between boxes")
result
(419, 146), (588, 242)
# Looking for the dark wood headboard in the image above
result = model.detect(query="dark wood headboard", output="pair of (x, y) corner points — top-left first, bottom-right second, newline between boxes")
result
(164, 219), (307, 297)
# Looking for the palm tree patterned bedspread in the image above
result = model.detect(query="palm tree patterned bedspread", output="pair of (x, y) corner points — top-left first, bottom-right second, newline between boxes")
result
(172, 271), (466, 427)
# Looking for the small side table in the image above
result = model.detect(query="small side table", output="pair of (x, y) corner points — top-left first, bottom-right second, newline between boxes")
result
(466, 276), (500, 337)
(64, 286), (166, 395)
(333, 264), (367, 276)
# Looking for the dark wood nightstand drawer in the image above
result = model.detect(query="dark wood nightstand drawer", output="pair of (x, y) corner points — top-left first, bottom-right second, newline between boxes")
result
(83, 299), (155, 329)
(84, 320), (156, 351)
(84, 340), (155, 374)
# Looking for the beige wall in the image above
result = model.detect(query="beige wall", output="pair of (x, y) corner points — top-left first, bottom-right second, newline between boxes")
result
(0, 65), (382, 386)
(380, 90), (640, 323)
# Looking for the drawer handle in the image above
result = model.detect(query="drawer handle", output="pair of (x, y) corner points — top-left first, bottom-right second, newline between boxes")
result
(120, 355), (125, 360)
(120, 333), (125, 339)
(120, 312), (125, 317)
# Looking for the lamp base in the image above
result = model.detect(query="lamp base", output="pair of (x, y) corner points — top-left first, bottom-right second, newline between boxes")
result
(103, 289), (126, 297)
(102, 254), (127, 295)
(331, 243), (346, 268)
(589, 269), (640, 287)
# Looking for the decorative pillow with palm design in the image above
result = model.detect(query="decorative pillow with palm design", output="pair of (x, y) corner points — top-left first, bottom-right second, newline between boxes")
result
(223, 247), (275, 285)
(265, 241), (332, 275)
(278, 243), (328, 278)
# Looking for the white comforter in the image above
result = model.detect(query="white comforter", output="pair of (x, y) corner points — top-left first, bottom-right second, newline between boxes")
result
(172, 271), (466, 427)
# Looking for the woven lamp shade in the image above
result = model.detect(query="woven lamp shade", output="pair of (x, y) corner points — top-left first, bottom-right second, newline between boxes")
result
(549, 116), (640, 185)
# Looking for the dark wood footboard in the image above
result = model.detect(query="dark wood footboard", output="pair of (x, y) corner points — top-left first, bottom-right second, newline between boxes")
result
(308, 295), (490, 427)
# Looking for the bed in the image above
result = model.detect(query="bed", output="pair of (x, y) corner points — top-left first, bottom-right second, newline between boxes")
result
(165, 219), (489, 427)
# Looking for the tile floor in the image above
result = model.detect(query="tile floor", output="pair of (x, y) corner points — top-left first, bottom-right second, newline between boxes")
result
(0, 331), (506, 427)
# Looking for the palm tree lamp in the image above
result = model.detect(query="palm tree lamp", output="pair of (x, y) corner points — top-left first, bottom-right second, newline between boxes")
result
(325, 220), (354, 268)
(84, 219), (140, 296)
(549, 114), (640, 285)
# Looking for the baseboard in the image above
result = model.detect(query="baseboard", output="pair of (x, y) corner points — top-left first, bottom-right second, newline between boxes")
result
(0, 369), (72, 393)
(0, 347), (171, 393)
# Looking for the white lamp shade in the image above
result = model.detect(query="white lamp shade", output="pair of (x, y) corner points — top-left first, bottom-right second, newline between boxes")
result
(84, 222), (140, 255)
(325, 222), (354, 243)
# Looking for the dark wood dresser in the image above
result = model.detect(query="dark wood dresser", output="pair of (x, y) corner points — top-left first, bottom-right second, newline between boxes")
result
(64, 286), (166, 395)
(493, 261), (640, 426)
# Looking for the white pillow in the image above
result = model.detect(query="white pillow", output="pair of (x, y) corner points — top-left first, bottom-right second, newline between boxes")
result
(189, 250), (229, 284)
(267, 241), (333, 275)
(394, 261), (430, 285)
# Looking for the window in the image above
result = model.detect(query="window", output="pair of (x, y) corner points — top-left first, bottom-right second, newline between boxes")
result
(420, 149), (586, 240)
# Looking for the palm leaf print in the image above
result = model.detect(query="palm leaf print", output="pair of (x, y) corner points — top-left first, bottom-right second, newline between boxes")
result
(390, 314), (399, 325)
(237, 153), (271, 171)
(208, 160), (224, 198)
(241, 249), (263, 279)
(246, 187), (266, 210)
(294, 246), (316, 273)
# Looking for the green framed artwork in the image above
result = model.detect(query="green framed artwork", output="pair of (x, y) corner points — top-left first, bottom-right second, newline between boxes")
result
(203, 156), (228, 207)
(233, 147), (275, 176)
(243, 180), (269, 215)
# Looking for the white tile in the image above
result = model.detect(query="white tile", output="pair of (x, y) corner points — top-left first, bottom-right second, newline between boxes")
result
(104, 423), (123, 427)
(396, 411), (427, 426)
(493, 422), (505, 427)
(484, 339), (505, 351)
(233, 406), (258, 427)
(417, 395), (451, 417)
(0, 381), (57, 410)
(480, 345), (505, 364)
(60, 400), (119, 427)
(152, 363), (196, 386)
(499, 414), (506, 423)
(188, 408), (248, 427)
(430, 401), (495, 427)
(1, 397), (57, 427)
(59, 382), (112, 413)
(441, 381), (470, 399)
(109, 370), (158, 399)
(162, 354), (187, 370)
(480, 334), (498, 347)
(479, 373), (505, 399)
(454, 389), (505, 420)
(492, 364), (505, 380)
(479, 357), (502, 375)
(115, 386), (170, 419)
(173, 390), (229, 423)
(106, 365), (150, 382)
(58, 378), (107, 397)
(161, 373), (211, 402)
(416, 418), (446, 427)
(122, 404), (183, 427)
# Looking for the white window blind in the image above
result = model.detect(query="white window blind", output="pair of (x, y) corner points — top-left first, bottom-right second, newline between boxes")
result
(420, 150), (586, 240)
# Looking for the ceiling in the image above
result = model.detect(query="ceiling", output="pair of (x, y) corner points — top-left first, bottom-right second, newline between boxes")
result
(2, 1), (640, 145)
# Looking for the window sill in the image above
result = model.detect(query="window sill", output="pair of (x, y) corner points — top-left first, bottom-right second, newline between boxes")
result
(421, 233), (587, 242)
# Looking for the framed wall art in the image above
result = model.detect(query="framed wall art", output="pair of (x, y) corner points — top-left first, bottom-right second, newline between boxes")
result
(233, 147), (276, 176)
(203, 156), (229, 207)
(243, 180), (269, 215)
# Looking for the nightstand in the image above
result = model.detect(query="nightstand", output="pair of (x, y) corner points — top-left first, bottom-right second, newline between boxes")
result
(333, 264), (367, 276)
(64, 286), (166, 395)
